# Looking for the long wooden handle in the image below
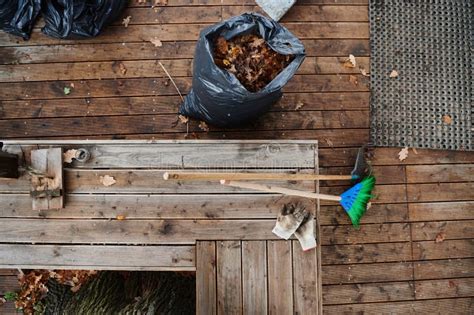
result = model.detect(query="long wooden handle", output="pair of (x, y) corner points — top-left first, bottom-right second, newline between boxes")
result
(163, 171), (352, 181)
(220, 180), (342, 202)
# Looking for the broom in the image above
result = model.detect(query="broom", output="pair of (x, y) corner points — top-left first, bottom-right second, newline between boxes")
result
(220, 176), (376, 228)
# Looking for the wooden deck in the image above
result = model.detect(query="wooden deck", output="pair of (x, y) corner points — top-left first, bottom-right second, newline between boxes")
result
(0, 0), (473, 314)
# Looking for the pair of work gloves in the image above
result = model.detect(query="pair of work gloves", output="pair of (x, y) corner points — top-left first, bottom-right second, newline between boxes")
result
(272, 203), (317, 251)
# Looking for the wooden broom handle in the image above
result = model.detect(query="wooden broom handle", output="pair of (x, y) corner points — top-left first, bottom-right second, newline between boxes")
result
(220, 180), (342, 202)
(163, 171), (352, 181)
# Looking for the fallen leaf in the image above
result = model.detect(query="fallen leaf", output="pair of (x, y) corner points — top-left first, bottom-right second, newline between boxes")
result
(116, 215), (126, 220)
(349, 75), (358, 85)
(119, 62), (127, 75)
(389, 70), (399, 78)
(412, 147), (418, 155)
(448, 280), (457, 288)
(199, 121), (209, 132)
(122, 16), (131, 27)
(70, 83), (75, 88)
(150, 38), (162, 47)
(63, 86), (71, 95)
(359, 67), (370, 76)
(442, 114), (453, 125)
(0, 297), (6, 306)
(100, 175), (116, 187)
(63, 149), (77, 163)
(295, 101), (304, 110)
(343, 54), (357, 68)
(366, 202), (372, 210)
(435, 231), (446, 243)
(325, 138), (334, 147)
(178, 114), (189, 124)
(398, 146), (409, 161)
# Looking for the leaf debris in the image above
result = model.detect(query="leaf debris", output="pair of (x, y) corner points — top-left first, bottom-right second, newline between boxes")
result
(116, 215), (126, 220)
(63, 86), (71, 95)
(343, 54), (357, 68)
(122, 16), (131, 27)
(398, 146), (409, 161)
(442, 114), (453, 125)
(100, 175), (116, 186)
(295, 101), (304, 110)
(435, 231), (446, 243)
(349, 75), (358, 86)
(63, 149), (77, 163)
(178, 114), (189, 124)
(389, 70), (399, 78)
(150, 38), (163, 47)
(199, 121), (209, 132)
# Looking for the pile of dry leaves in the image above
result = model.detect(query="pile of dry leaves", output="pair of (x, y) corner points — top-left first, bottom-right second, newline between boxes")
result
(9, 270), (98, 314)
(213, 34), (293, 92)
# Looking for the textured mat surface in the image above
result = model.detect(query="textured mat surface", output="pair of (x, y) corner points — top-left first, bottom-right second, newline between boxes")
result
(369, 0), (472, 151)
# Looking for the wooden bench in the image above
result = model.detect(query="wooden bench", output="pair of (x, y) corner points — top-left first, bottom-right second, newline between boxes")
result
(0, 140), (322, 313)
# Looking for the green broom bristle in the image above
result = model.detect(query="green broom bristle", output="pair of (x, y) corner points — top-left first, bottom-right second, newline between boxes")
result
(339, 176), (376, 228)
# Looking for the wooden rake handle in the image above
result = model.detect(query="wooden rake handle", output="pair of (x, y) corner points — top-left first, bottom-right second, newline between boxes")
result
(220, 180), (342, 202)
(163, 171), (352, 181)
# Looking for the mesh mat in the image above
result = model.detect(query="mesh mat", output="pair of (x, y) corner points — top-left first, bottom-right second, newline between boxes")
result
(369, 0), (473, 151)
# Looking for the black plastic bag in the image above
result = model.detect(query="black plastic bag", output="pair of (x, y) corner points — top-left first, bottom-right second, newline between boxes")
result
(0, 0), (42, 40)
(41, 0), (127, 39)
(179, 13), (305, 127)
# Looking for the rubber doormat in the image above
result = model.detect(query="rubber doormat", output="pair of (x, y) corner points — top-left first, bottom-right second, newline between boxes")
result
(369, 0), (472, 151)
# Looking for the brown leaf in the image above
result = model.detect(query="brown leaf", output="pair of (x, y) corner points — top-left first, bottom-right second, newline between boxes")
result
(342, 54), (356, 68)
(100, 175), (116, 187)
(398, 147), (409, 161)
(178, 114), (189, 124)
(122, 16), (131, 28)
(150, 38), (162, 47)
(63, 149), (77, 163)
(295, 101), (304, 110)
(349, 75), (358, 86)
(442, 114), (453, 125)
(359, 67), (370, 76)
(116, 215), (126, 220)
(435, 231), (446, 243)
(199, 121), (209, 132)
(119, 62), (127, 75)
(325, 138), (334, 147)
(389, 70), (399, 78)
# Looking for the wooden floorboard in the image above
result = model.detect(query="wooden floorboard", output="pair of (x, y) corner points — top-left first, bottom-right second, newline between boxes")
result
(0, 1), (472, 314)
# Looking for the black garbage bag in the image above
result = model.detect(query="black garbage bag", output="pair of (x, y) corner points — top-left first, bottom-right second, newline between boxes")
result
(179, 13), (305, 127)
(41, 0), (127, 39)
(0, 0), (42, 40)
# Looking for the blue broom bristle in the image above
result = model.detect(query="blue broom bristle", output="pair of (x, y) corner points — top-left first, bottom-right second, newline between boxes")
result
(339, 176), (376, 227)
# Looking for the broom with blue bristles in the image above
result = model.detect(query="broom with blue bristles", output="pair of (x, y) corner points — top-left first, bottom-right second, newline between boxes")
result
(220, 175), (376, 227)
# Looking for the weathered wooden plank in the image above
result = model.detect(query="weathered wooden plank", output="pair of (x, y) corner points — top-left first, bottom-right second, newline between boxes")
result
(0, 270), (16, 276)
(320, 203), (409, 225)
(0, 219), (281, 244)
(409, 202), (474, 222)
(323, 297), (473, 314)
(415, 278), (474, 300)
(0, 276), (18, 294)
(406, 164), (474, 183)
(0, 22), (369, 46)
(0, 75), (368, 101)
(323, 281), (415, 305)
(407, 183), (474, 203)
(293, 240), (319, 314)
(0, 194), (313, 219)
(267, 240), (294, 314)
(322, 262), (413, 285)
(242, 241), (267, 314)
(321, 223), (411, 245)
(371, 148), (474, 165)
(321, 242), (412, 264)
(222, 5), (368, 22)
(4, 142), (315, 169)
(0, 57), (370, 82)
(216, 241), (242, 315)
(0, 244), (195, 270)
(414, 258), (474, 280)
(413, 240), (474, 260)
(412, 221), (474, 241)
(196, 241), (217, 315)
(0, 110), (369, 138)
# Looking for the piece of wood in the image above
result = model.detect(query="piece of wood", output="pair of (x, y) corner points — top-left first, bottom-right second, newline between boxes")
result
(0, 151), (18, 178)
(0, 244), (195, 270)
(221, 180), (342, 201)
(267, 240), (294, 314)
(164, 171), (353, 181)
(242, 241), (267, 314)
(414, 258), (474, 280)
(216, 241), (242, 315)
(196, 241), (217, 315)
(30, 148), (63, 210)
(321, 242), (412, 264)
(292, 240), (319, 314)
(323, 281), (414, 304)
(0, 219), (279, 244)
(415, 278), (474, 300)
(322, 262), (413, 285)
